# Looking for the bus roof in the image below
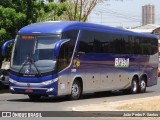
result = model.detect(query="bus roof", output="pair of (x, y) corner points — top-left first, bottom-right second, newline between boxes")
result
(18, 21), (157, 38)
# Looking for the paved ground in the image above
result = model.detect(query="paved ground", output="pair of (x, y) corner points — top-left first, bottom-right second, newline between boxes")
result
(0, 79), (159, 120)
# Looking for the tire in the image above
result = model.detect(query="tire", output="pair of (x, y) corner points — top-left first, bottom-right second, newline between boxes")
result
(130, 77), (138, 94)
(28, 95), (41, 101)
(0, 82), (2, 90)
(138, 77), (146, 93)
(70, 80), (82, 100)
(123, 77), (138, 94)
(0, 82), (3, 90)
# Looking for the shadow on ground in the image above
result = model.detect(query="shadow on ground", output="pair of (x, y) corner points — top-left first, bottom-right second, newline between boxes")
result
(0, 85), (9, 94)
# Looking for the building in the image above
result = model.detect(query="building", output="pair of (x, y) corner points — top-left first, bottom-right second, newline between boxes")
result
(142, 4), (155, 25)
(152, 27), (160, 39)
(127, 24), (160, 34)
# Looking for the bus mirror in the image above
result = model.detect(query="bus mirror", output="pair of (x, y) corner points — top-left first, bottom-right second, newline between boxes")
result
(2, 39), (14, 56)
(54, 39), (70, 57)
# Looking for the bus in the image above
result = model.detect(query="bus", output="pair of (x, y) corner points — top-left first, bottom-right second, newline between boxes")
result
(2, 21), (158, 100)
(152, 30), (160, 76)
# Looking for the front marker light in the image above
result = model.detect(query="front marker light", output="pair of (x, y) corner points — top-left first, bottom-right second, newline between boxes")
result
(42, 80), (53, 85)
(9, 79), (17, 84)
(42, 78), (58, 85)
(10, 86), (15, 91)
(46, 88), (54, 92)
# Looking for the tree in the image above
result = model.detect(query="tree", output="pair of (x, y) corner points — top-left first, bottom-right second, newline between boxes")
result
(0, 5), (26, 65)
(38, 2), (67, 21)
(11, 0), (45, 24)
(43, 0), (100, 22)
(64, 0), (101, 22)
(0, 6), (26, 36)
(0, 29), (10, 57)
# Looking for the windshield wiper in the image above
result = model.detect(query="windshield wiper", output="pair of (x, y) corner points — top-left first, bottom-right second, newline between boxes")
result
(18, 55), (42, 76)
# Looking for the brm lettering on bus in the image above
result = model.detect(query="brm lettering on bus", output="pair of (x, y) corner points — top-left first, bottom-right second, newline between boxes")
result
(115, 58), (129, 68)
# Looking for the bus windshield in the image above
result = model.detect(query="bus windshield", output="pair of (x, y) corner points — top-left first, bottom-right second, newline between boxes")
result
(10, 35), (60, 74)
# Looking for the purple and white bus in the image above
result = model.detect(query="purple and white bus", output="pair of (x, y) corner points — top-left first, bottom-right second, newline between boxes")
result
(2, 21), (158, 100)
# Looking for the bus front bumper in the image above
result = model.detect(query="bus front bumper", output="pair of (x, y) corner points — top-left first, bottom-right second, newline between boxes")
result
(10, 86), (58, 96)
(9, 78), (58, 96)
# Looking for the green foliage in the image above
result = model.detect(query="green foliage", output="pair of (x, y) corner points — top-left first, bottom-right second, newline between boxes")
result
(0, 5), (26, 62)
(0, 28), (11, 63)
(40, 2), (67, 21)
(0, 29), (10, 46)
(59, 0), (66, 2)
(0, 0), (13, 8)
(44, 2), (57, 12)
(0, 6), (26, 35)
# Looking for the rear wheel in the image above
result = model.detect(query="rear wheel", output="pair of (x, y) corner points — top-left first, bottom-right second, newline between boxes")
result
(28, 95), (41, 101)
(70, 80), (82, 100)
(138, 77), (146, 93)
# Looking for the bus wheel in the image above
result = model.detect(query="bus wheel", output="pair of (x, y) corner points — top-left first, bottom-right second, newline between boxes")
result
(130, 77), (138, 94)
(138, 77), (146, 93)
(70, 80), (81, 100)
(28, 95), (41, 101)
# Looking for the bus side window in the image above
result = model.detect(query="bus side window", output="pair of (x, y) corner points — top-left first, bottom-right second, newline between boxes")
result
(78, 31), (94, 55)
(58, 30), (78, 71)
(58, 42), (68, 71)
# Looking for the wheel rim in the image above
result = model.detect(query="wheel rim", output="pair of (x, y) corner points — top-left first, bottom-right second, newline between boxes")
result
(141, 80), (146, 90)
(71, 83), (79, 98)
(132, 80), (137, 93)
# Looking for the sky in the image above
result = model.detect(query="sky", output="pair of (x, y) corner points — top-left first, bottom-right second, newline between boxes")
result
(88, 0), (160, 28)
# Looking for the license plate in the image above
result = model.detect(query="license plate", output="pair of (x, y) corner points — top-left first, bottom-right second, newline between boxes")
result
(25, 89), (33, 93)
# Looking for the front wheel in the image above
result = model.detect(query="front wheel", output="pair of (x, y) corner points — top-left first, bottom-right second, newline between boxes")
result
(70, 80), (82, 100)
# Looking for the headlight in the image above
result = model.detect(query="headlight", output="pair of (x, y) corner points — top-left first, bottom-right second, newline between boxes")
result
(9, 79), (17, 84)
(42, 78), (58, 85)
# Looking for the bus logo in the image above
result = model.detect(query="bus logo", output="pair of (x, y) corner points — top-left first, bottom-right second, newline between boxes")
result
(115, 58), (129, 68)
(25, 68), (30, 74)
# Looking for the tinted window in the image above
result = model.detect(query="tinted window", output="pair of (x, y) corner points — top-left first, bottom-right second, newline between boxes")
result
(78, 30), (158, 55)
(78, 31), (94, 54)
